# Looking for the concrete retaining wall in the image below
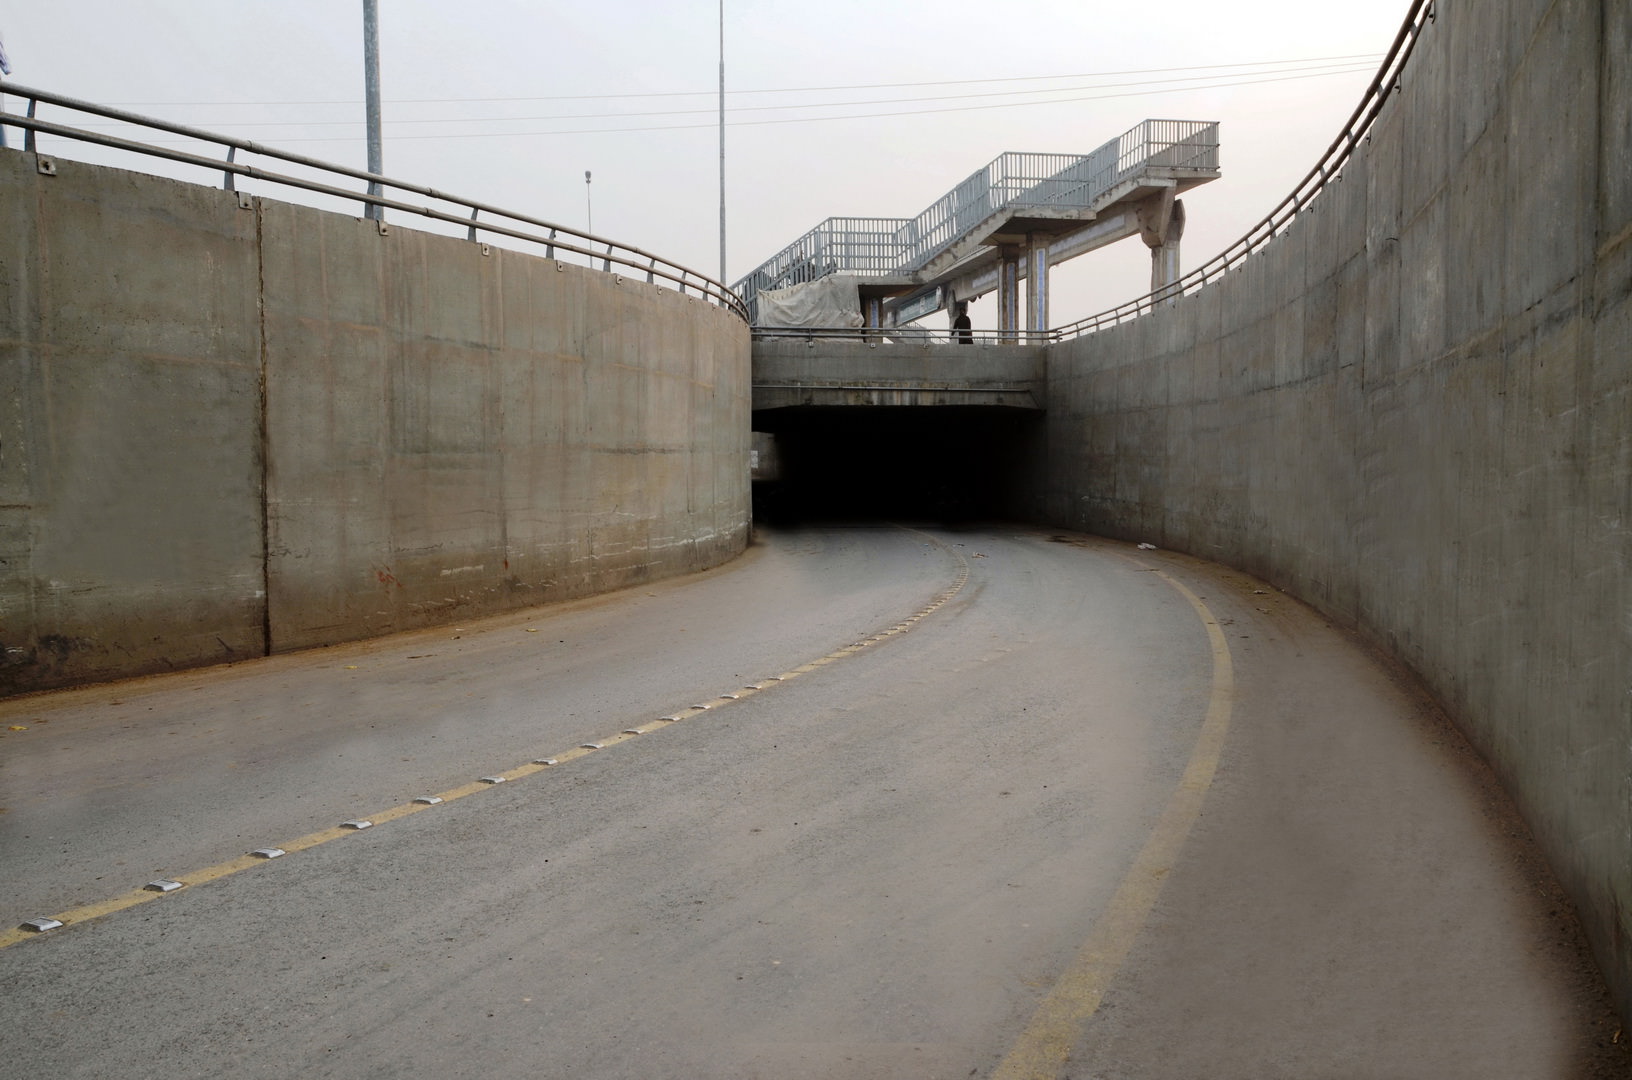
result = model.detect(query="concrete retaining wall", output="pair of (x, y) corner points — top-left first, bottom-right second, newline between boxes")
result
(0, 150), (749, 694)
(1041, 0), (1632, 1015)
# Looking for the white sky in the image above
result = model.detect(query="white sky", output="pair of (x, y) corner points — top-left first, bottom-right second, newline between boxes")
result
(0, 2), (1407, 327)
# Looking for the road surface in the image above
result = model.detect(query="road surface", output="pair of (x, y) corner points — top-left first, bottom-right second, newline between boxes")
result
(0, 526), (1625, 1078)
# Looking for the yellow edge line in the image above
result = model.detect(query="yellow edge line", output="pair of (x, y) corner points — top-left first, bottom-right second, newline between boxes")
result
(4, 528), (974, 950)
(991, 562), (1234, 1080)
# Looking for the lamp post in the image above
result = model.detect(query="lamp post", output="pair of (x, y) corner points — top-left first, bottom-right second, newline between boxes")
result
(363, 0), (383, 220)
(0, 31), (13, 150)
(718, 0), (726, 284)
(585, 170), (593, 234)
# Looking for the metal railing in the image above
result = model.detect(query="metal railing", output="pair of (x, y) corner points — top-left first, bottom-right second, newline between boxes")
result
(753, 325), (1053, 346)
(895, 120), (1219, 273)
(0, 83), (748, 321)
(732, 118), (1219, 314)
(1050, 0), (1436, 340)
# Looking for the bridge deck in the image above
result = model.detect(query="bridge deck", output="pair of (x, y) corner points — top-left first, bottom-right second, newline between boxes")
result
(752, 336), (1046, 410)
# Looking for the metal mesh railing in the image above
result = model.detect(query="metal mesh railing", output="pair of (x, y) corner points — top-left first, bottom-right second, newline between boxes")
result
(0, 84), (748, 321)
(732, 117), (1219, 314)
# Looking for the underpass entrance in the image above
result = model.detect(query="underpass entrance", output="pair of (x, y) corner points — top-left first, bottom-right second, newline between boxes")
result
(752, 406), (1044, 523)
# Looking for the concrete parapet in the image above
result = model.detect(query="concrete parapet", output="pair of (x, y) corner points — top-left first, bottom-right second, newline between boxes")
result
(260, 200), (748, 649)
(0, 150), (749, 694)
(0, 154), (267, 688)
(1040, 0), (1632, 1019)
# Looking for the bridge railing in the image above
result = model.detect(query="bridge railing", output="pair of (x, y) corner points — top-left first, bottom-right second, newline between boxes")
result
(898, 120), (1219, 274)
(1050, 0), (1435, 340)
(753, 325), (1054, 346)
(731, 117), (1220, 313)
(0, 83), (748, 321)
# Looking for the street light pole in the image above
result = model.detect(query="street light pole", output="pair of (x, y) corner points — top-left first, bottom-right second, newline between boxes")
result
(585, 170), (593, 234)
(363, 0), (383, 221)
(718, 0), (726, 285)
(0, 30), (13, 151)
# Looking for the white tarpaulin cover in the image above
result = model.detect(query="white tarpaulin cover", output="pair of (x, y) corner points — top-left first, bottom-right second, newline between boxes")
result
(755, 275), (863, 328)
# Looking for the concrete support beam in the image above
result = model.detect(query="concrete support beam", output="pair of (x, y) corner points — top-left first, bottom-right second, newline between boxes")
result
(862, 295), (884, 342)
(997, 247), (1021, 343)
(1140, 194), (1186, 303)
(1026, 234), (1050, 335)
(1136, 187), (1177, 248)
(944, 206), (1145, 308)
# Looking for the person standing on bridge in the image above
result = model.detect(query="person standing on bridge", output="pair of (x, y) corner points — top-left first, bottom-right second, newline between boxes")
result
(952, 301), (973, 344)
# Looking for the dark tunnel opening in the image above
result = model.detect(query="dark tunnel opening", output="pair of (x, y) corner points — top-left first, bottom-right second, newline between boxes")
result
(751, 406), (1046, 525)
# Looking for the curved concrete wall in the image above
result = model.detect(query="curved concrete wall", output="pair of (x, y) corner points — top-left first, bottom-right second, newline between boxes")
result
(0, 151), (749, 695)
(1041, 0), (1631, 1014)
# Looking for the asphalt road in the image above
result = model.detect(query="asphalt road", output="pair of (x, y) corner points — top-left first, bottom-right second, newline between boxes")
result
(1, 526), (1625, 1079)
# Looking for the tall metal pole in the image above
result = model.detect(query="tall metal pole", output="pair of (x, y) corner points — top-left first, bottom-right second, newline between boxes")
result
(363, 0), (383, 221)
(718, 0), (726, 285)
(0, 31), (12, 151)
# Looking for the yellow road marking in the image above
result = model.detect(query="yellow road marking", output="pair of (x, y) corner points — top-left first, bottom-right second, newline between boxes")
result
(991, 560), (1234, 1080)
(3, 529), (975, 950)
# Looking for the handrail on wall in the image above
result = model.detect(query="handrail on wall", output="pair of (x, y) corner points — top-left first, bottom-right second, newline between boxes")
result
(1050, 0), (1436, 341)
(0, 83), (749, 322)
(753, 325), (1053, 346)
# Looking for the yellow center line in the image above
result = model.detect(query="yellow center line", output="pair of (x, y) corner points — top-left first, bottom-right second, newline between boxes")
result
(991, 558), (1234, 1080)
(4, 528), (975, 950)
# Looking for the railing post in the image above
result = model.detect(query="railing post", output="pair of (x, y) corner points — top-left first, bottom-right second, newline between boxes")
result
(545, 228), (556, 260)
(466, 207), (479, 242)
(223, 145), (237, 191)
(23, 97), (36, 153)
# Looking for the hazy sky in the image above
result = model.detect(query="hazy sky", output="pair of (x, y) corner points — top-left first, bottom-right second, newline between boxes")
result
(0, 2), (1408, 325)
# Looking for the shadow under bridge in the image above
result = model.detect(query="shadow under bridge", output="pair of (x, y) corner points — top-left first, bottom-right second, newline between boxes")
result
(750, 333), (1047, 523)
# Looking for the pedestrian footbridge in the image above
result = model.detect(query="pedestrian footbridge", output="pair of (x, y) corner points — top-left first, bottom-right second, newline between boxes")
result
(733, 118), (1219, 337)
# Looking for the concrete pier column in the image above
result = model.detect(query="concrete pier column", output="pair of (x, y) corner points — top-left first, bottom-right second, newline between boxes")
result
(1141, 195), (1186, 304)
(864, 295), (883, 342)
(997, 247), (1021, 343)
(1026, 234), (1050, 338)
